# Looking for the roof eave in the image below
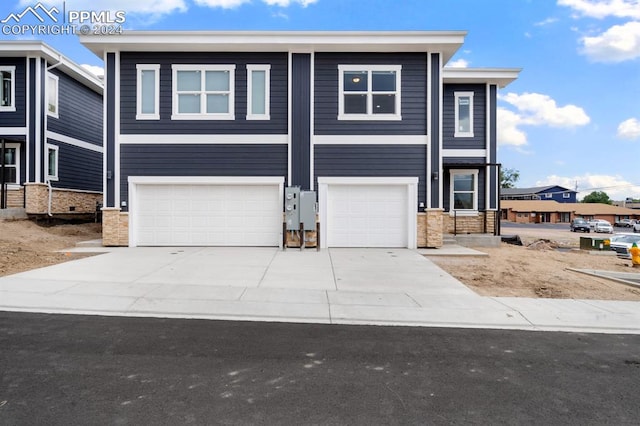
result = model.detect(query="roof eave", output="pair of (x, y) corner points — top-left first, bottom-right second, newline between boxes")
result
(443, 67), (521, 88)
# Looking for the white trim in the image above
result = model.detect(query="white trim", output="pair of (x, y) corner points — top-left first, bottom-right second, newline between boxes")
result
(171, 64), (236, 120)
(0, 127), (27, 135)
(454, 91), (474, 138)
(337, 64), (402, 121)
(46, 131), (103, 153)
(0, 66), (16, 112)
(438, 53), (443, 209)
(426, 53), (431, 209)
(115, 52), (121, 210)
(317, 176), (418, 249)
(246, 64), (270, 120)
(127, 176), (285, 248)
(45, 143), (59, 181)
(1, 142), (20, 185)
(119, 134), (288, 144)
(313, 135), (428, 145)
(102, 52), (107, 208)
(310, 52), (315, 190)
(449, 169), (479, 215)
(442, 149), (486, 157)
(26, 57), (30, 182)
(35, 59), (41, 183)
(136, 64), (160, 120)
(287, 52), (292, 187)
(485, 84), (490, 212)
(46, 72), (59, 118)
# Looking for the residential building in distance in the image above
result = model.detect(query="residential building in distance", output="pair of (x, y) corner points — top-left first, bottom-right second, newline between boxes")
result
(502, 200), (640, 224)
(501, 185), (577, 203)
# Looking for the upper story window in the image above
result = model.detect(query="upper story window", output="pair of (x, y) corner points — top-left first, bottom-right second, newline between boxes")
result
(450, 169), (478, 214)
(137, 64), (160, 120)
(46, 144), (59, 181)
(563, 192), (571, 199)
(246, 64), (270, 120)
(454, 91), (474, 137)
(0, 66), (16, 112)
(171, 64), (235, 120)
(338, 65), (402, 121)
(2, 143), (19, 184)
(47, 73), (59, 118)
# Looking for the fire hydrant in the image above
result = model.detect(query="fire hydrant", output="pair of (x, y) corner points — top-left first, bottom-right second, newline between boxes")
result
(631, 242), (640, 268)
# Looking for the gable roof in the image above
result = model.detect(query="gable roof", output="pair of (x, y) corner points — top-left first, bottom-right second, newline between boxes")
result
(501, 185), (575, 196)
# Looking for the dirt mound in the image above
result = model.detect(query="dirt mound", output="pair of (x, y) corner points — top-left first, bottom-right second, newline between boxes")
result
(527, 239), (558, 251)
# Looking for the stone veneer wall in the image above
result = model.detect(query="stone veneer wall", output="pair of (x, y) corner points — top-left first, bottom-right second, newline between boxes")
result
(5, 188), (24, 208)
(424, 209), (444, 248)
(24, 183), (101, 215)
(102, 208), (129, 246)
(443, 211), (497, 235)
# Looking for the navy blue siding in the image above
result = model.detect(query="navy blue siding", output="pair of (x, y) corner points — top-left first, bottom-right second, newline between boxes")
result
(119, 144), (288, 212)
(314, 53), (427, 135)
(443, 167), (486, 212)
(28, 58), (36, 182)
(0, 58), (26, 127)
(430, 53), (440, 208)
(119, 52), (288, 135)
(314, 145), (426, 210)
(537, 186), (578, 203)
(47, 68), (102, 145)
(443, 84), (486, 149)
(291, 54), (311, 190)
(47, 139), (102, 192)
(489, 85), (498, 210)
(106, 53), (116, 207)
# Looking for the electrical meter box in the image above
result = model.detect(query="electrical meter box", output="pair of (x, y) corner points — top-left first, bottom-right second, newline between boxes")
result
(300, 191), (317, 231)
(284, 186), (300, 231)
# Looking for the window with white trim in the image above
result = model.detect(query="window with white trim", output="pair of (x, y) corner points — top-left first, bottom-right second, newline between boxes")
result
(172, 64), (235, 120)
(47, 73), (59, 118)
(338, 65), (401, 120)
(46, 144), (59, 181)
(562, 192), (570, 199)
(0, 66), (16, 111)
(136, 64), (160, 120)
(454, 91), (474, 137)
(246, 64), (270, 120)
(2, 143), (19, 184)
(450, 169), (478, 213)
(545, 193), (552, 199)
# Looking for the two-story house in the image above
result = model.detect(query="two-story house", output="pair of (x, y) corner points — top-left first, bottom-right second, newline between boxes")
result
(80, 31), (519, 248)
(0, 41), (103, 217)
(501, 185), (578, 203)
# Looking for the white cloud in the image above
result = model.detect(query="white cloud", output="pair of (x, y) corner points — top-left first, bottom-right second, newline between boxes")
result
(445, 59), (469, 68)
(19, 0), (188, 15)
(81, 64), (104, 78)
(580, 21), (640, 61)
(194, 0), (317, 7)
(617, 117), (640, 139)
(534, 17), (559, 26)
(536, 173), (640, 199)
(264, 0), (317, 6)
(497, 108), (528, 146)
(499, 92), (591, 128)
(558, 0), (640, 20)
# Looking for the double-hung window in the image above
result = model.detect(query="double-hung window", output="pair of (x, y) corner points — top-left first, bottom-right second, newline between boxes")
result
(47, 73), (59, 118)
(172, 65), (235, 120)
(2, 143), (19, 184)
(136, 64), (160, 120)
(338, 65), (401, 120)
(1, 66), (16, 112)
(46, 144), (59, 181)
(454, 91), (474, 137)
(450, 170), (478, 214)
(246, 64), (270, 120)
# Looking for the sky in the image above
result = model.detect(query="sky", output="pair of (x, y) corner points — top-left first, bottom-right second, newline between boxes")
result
(1, 0), (639, 200)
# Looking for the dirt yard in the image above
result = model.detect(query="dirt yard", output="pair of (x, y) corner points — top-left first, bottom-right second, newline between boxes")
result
(1, 219), (639, 300)
(430, 226), (640, 301)
(0, 219), (102, 277)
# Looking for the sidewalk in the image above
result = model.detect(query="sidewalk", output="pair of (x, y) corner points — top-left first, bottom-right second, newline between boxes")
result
(0, 246), (638, 334)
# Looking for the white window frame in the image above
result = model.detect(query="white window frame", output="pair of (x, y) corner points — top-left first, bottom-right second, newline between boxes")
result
(46, 143), (59, 181)
(2, 142), (20, 185)
(47, 73), (59, 118)
(136, 64), (160, 120)
(246, 64), (270, 120)
(545, 193), (553, 199)
(0, 66), (16, 112)
(449, 169), (479, 216)
(338, 64), (402, 121)
(563, 192), (571, 199)
(454, 91), (474, 138)
(171, 64), (236, 120)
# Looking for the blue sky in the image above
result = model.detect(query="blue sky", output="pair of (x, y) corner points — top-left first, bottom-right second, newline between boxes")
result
(2, 0), (639, 200)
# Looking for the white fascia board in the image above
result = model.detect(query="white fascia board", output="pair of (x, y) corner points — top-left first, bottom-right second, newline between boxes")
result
(128, 176), (285, 185)
(314, 135), (428, 145)
(119, 134), (288, 144)
(442, 149), (487, 157)
(46, 131), (103, 153)
(0, 127), (27, 135)
(443, 68), (521, 89)
(317, 177), (419, 185)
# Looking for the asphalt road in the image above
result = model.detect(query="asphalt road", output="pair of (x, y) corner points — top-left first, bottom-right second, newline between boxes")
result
(1, 312), (639, 425)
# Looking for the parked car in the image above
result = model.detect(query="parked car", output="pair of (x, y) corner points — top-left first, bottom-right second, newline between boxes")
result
(615, 219), (635, 228)
(588, 219), (609, 229)
(594, 220), (613, 233)
(570, 218), (591, 233)
(610, 233), (640, 259)
(634, 221), (640, 233)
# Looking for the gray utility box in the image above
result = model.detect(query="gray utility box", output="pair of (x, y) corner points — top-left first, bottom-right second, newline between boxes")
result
(285, 186), (300, 231)
(300, 191), (317, 231)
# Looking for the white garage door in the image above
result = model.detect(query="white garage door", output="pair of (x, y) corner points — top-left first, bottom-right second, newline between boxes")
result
(134, 183), (282, 246)
(327, 184), (409, 248)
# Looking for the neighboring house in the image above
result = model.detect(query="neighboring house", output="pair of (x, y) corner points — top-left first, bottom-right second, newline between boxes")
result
(501, 185), (577, 203)
(80, 31), (519, 248)
(0, 41), (103, 217)
(502, 200), (640, 224)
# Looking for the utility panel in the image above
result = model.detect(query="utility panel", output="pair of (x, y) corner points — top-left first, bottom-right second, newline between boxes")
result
(300, 191), (317, 231)
(284, 186), (300, 231)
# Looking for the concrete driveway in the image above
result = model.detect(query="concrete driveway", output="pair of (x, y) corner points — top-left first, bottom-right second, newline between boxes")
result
(1, 247), (639, 333)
